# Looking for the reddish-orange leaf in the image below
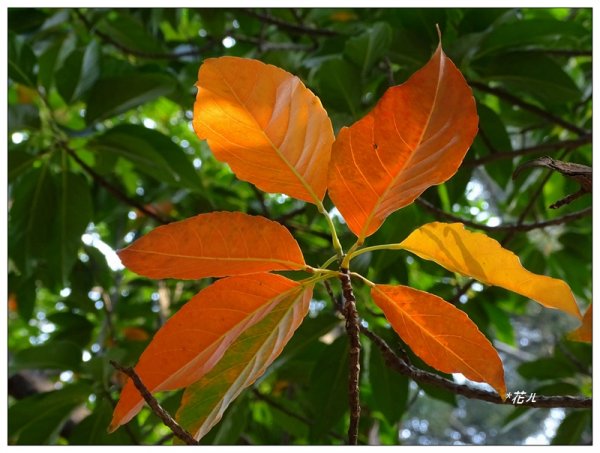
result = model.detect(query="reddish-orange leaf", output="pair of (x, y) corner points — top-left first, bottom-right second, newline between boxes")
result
(372, 284), (506, 398)
(568, 304), (592, 343)
(193, 57), (334, 204)
(109, 273), (303, 432)
(118, 211), (305, 279)
(328, 41), (478, 240)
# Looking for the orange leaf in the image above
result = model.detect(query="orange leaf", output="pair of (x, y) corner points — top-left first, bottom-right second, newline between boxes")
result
(372, 284), (506, 398)
(193, 57), (334, 204)
(176, 282), (313, 440)
(568, 304), (592, 343)
(109, 273), (304, 432)
(328, 41), (478, 240)
(118, 211), (305, 279)
(398, 222), (581, 319)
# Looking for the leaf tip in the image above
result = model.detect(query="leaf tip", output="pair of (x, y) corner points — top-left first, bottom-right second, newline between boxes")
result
(435, 23), (442, 43)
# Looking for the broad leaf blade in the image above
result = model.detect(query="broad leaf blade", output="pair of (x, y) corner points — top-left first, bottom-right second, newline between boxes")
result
(193, 56), (334, 204)
(118, 212), (305, 279)
(371, 284), (506, 398)
(398, 222), (581, 319)
(568, 304), (592, 343)
(328, 42), (478, 240)
(176, 283), (313, 440)
(109, 273), (304, 431)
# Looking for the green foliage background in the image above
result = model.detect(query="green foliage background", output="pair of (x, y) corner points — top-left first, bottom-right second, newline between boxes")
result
(7, 7), (592, 445)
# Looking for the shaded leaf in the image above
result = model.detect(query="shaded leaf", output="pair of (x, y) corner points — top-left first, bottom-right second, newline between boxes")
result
(315, 57), (362, 117)
(118, 212), (305, 279)
(56, 40), (101, 104)
(8, 32), (36, 86)
(568, 304), (592, 343)
(517, 357), (576, 381)
(369, 342), (409, 425)
(8, 104), (40, 132)
(176, 282), (313, 440)
(372, 284), (506, 397)
(308, 335), (349, 442)
(398, 222), (582, 319)
(8, 383), (90, 445)
(86, 73), (176, 124)
(193, 56), (334, 204)
(9, 341), (83, 373)
(97, 12), (165, 55)
(109, 273), (306, 431)
(345, 22), (392, 76)
(70, 399), (134, 445)
(328, 41), (478, 240)
(551, 410), (590, 445)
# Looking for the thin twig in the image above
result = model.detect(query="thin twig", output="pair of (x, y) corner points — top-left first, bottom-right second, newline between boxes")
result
(155, 432), (175, 445)
(465, 135), (592, 167)
(361, 327), (592, 409)
(469, 81), (589, 136)
(109, 361), (198, 445)
(236, 34), (315, 52)
(339, 269), (361, 445)
(543, 49), (592, 57)
(242, 9), (339, 37)
(416, 198), (591, 233)
(60, 142), (169, 224)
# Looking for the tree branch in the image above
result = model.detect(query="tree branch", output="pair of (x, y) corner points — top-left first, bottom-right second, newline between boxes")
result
(465, 135), (592, 167)
(361, 327), (592, 409)
(241, 9), (339, 37)
(339, 269), (361, 445)
(60, 142), (170, 224)
(416, 198), (591, 233)
(469, 81), (589, 136)
(109, 361), (198, 445)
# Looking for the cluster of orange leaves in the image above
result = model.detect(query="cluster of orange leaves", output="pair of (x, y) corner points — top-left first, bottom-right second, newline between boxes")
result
(108, 39), (590, 441)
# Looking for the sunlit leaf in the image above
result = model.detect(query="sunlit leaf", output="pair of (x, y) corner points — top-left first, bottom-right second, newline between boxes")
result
(568, 304), (592, 343)
(118, 212), (306, 279)
(109, 273), (305, 431)
(371, 284), (506, 398)
(328, 40), (478, 240)
(176, 282), (313, 440)
(193, 56), (334, 204)
(398, 222), (582, 319)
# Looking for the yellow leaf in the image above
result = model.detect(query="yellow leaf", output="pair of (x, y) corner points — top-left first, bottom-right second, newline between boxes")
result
(193, 57), (334, 204)
(372, 284), (506, 398)
(399, 222), (582, 319)
(568, 304), (592, 343)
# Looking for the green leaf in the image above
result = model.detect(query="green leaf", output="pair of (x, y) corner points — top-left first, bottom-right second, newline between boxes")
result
(345, 22), (392, 76)
(551, 410), (590, 445)
(474, 52), (581, 105)
(315, 57), (362, 118)
(47, 312), (95, 347)
(85, 73), (176, 124)
(369, 343), (409, 425)
(97, 12), (166, 55)
(8, 32), (36, 86)
(8, 383), (90, 445)
(56, 40), (101, 104)
(176, 284), (312, 441)
(517, 357), (576, 381)
(481, 301), (515, 346)
(50, 172), (93, 286)
(69, 398), (134, 445)
(198, 395), (250, 445)
(477, 19), (589, 57)
(8, 148), (39, 182)
(9, 166), (57, 273)
(10, 340), (83, 373)
(8, 104), (40, 132)
(308, 336), (349, 442)
(92, 124), (201, 190)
